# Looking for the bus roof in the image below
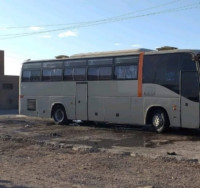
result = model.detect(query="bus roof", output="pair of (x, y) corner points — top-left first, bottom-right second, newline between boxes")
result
(23, 48), (200, 64)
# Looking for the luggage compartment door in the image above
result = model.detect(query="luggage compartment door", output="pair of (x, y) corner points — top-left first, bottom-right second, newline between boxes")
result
(76, 83), (88, 120)
(181, 71), (199, 128)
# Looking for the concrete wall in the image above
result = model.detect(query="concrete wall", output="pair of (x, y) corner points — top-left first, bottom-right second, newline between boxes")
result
(0, 50), (19, 110)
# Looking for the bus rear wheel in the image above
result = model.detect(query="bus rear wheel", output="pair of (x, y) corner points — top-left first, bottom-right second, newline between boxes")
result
(151, 109), (169, 133)
(52, 106), (68, 125)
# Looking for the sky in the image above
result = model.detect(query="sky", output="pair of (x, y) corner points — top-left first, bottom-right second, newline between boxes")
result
(0, 0), (200, 75)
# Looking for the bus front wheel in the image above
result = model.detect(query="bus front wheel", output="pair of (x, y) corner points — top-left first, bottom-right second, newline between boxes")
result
(52, 106), (68, 125)
(151, 109), (169, 133)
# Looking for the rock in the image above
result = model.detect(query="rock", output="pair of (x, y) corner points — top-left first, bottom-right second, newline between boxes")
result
(25, 124), (31, 128)
(167, 152), (177, 155)
(72, 145), (92, 152)
(50, 132), (61, 137)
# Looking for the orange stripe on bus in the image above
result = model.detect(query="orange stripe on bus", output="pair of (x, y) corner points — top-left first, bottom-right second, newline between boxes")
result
(138, 52), (144, 97)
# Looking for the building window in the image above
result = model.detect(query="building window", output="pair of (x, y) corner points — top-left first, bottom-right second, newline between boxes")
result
(2, 83), (13, 90)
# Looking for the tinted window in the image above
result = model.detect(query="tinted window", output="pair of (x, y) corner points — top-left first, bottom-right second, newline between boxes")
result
(51, 69), (62, 81)
(88, 67), (112, 80)
(22, 70), (31, 81)
(42, 69), (62, 81)
(181, 71), (199, 102)
(115, 65), (138, 79)
(64, 68), (73, 80)
(43, 61), (63, 68)
(22, 70), (41, 82)
(64, 60), (87, 67)
(181, 53), (197, 71)
(88, 58), (112, 66)
(42, 70), (51, 81)
(99, 67), (112, 80)
(143, 54), (180, 93)
(30, 70), (40, 81)
(74, 68), (86, 80)
(115, 56), (139, 64)
(23, 63), (41, 69)
(88, 67), (99, 80)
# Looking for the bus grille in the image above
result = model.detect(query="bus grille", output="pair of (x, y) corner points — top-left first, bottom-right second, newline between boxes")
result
(27, 99), (36, 111)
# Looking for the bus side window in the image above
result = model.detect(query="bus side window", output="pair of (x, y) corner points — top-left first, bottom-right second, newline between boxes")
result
(42, 69), (51, 81)
(64, 68), (73, 81)
(99, 67), (112, 80)
(143, 54), (180, 93)
(22, 70), (31, 82)
(88, 67), (99, 80)
(88, 66), (112, 80)
(181, 53), (197, 71)
(74, 68), (86, 81)
(30, 70), (41, 81)
(42, 69), (62, 81)
(115, 66), (126, 79)
(115, 65), (137, 80)
(51, 69), (62, 81)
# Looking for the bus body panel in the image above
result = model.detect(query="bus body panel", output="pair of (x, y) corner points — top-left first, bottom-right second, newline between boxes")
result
(87, 80), (141, 124)
(181, 97), (199, 128)
(143, 84), (180, 127)
(88, 80), (138, 97)
(143, 97), (180, 127)
(19, 50), (200, 131)
(49, 96), (76, 120)
(20, 82), (76, 120)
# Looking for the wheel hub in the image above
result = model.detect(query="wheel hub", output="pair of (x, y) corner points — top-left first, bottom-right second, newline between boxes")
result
(55, 109), (64, 122)
(153, 115), (163, 127)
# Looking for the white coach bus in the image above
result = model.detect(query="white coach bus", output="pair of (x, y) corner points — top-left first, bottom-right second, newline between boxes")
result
(19, 48), (200, 132)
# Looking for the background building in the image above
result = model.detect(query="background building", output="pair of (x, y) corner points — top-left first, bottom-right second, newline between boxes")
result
(0, 50), (19, 109)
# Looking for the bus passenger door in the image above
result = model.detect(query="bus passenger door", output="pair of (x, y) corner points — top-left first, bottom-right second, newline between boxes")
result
(181, 71), (199, 128)
(76, 83), (88, 120)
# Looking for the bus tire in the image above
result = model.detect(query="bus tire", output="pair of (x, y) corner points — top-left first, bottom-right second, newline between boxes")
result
(52, 106), (68, 125)
(151, 109), (169, 133)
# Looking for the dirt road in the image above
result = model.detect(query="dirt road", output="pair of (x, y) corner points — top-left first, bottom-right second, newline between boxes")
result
(1, 115), (200, 188)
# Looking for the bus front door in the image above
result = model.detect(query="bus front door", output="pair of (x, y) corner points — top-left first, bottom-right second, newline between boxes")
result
(181, 71), (199, 128)
(76, 83), (88, 120)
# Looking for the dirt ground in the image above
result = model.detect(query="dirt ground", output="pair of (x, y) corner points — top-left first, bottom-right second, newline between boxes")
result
(1, 115), (200, 188)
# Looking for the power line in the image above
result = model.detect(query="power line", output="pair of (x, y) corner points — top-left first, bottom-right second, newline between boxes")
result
(0, 0), (189, 30)
(0, 1), (199, 40)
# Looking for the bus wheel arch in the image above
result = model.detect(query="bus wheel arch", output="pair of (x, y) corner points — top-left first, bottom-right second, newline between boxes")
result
(51, 103), (68, 125)
(145, 106), (170, 133)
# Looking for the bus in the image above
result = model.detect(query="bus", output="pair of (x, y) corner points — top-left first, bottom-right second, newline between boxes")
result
(19, 48), (200, 133)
